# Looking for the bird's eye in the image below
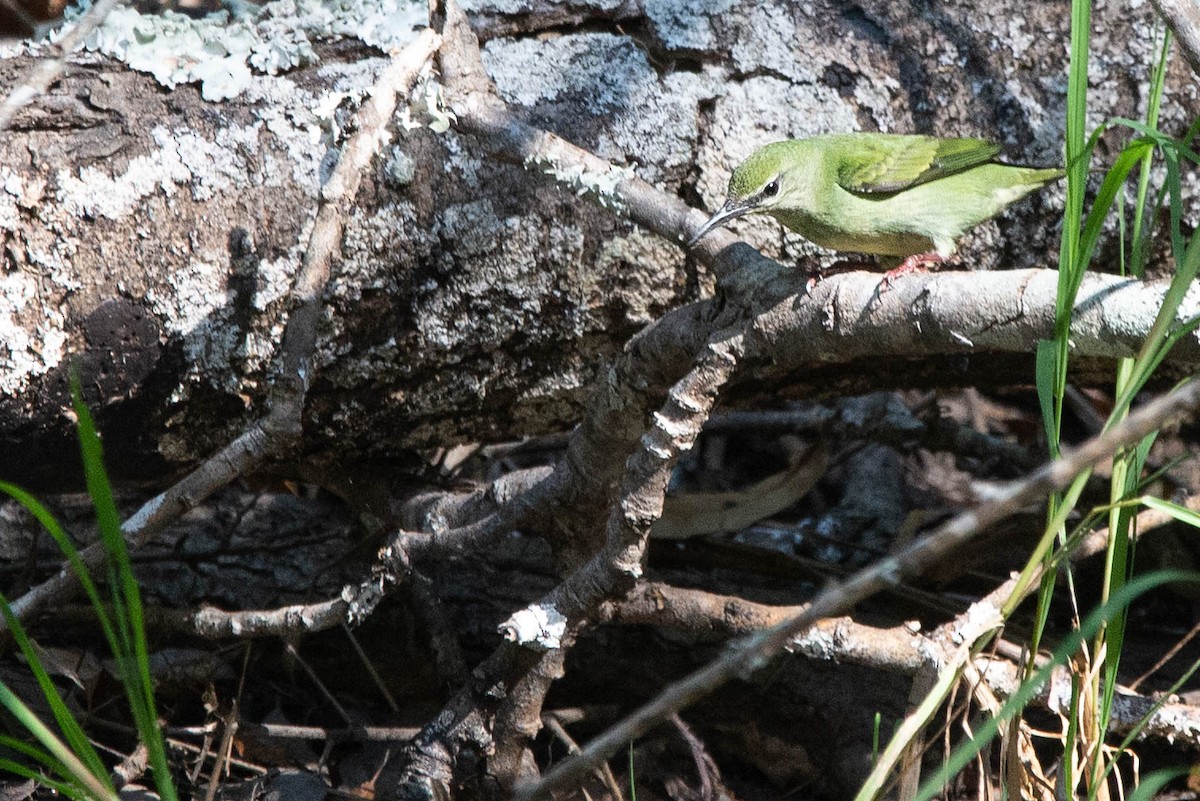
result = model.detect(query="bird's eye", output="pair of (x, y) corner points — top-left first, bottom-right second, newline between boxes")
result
(763, 179), (780, 198)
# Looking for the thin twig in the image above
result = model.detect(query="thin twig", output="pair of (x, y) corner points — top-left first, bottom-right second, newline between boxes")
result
(1149, 0), (1200, 76)
(0, 0), (122, 131)
(285, 642), (354, 726)
(1128, 617), (1200, 691)
(342, 623), (402, 714)
(542, 716), (624, 801)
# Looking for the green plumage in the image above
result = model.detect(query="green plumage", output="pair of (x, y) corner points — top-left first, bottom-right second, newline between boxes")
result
(690, 133), (1062, 261)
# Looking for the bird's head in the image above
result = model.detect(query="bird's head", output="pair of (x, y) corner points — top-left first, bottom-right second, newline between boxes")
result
(688, 143), (795, 247)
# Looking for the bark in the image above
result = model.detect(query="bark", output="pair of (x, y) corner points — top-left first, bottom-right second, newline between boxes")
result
(0, 0), (1195, 485)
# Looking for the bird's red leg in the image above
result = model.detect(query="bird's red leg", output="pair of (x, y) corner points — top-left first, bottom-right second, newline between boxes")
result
(878, 252), (945, 293)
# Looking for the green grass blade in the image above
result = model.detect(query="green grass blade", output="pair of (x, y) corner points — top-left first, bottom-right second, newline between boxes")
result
(1059, 0), (1091, 277)
(0, 757), (92, 800)
(1129, 27), (1172, 278)
(1113, 307), (1200, 429)
(1103, 645), (1200, 784)
(0, 482), (122, 669)
(628, 741), (636, 801)
(1035, 340), (1061, 455)
(0, 733), (72, 779)
(1107, 118), (1200, 159)
(1005, 470), (1092, 616)
(0, 595), (111, 789)
(1072, 141), (1154, 298)
(0, 680), (116, 800)
(1165, 146), (1184, 265)
(1098, 491), (1136, 735)
(68, 376), (177, 801)
(1139, 495), (1200, 527)
(1127, 769), (1190, 801)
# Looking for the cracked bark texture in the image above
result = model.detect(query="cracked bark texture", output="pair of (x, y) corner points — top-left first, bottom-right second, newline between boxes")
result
(0, 0), (1194, 485)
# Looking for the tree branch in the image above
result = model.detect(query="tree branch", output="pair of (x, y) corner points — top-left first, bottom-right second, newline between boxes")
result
(1150, 0), (1200, 76)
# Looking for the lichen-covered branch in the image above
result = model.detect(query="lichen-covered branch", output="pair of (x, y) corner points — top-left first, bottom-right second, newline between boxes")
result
(0, 0), (1189, 481)
(391, 322), (746, 798)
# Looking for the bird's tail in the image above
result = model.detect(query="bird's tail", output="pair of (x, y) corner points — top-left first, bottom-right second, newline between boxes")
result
(1025, 167), (1066, 186)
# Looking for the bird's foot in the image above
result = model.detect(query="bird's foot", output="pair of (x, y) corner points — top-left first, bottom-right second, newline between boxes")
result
(805, 259), (867, 293)
(877, 252), (945, 294)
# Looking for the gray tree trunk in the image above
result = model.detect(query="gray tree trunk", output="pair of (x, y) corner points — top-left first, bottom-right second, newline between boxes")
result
(0, 0), (1191, 484)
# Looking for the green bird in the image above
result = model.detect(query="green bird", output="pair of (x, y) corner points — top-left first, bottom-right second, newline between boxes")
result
(688, 133), (1062, 277)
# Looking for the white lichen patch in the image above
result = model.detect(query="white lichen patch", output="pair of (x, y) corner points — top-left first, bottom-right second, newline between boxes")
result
(241, 75), (330, 189)
(255, 254), (305, 313)
(173, 124), (264, 201)
(399, 73), (456, 134)
(56, 127), (194, 220)
(56, 123), (269, 217)
(538, 160), (636, 210)
(146, 257), (229, 338)
(315, 56), (386, 94)
(644, 0), (737, 51)
(0, 180), (20, 231)
(482, 33), (645, 111)
(729, 4), (814, 83)
(241, 328), (283, 369)
(413, 201), (585, 354)
(68, 0), (426, 101)
(438, 198), (505, 257)
(461, 0), (623, 13)
(383, 147), (416, 187)
(440, 133), (483, 189)
(335, 202), (432, 299)
(500, 603), (568, 650)
(518, 364), (588, 400)
(0, 38), (37, 59)
(484, 33), (710, 184)
(596, 71), (715, 184)
(853, 75), (902, 126)
(2, 170), (46, 211)
(0, 273), (68, 394)
(76, 6), (311, 101)
(143, 256), (265, 394)
(1002, 16), (1036, 61)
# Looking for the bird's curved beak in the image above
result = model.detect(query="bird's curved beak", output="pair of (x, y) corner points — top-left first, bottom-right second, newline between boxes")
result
(687, 199), (754, 248)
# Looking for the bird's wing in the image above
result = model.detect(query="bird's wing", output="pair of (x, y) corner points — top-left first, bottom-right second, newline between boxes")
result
(835, 135), (1002, 194)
